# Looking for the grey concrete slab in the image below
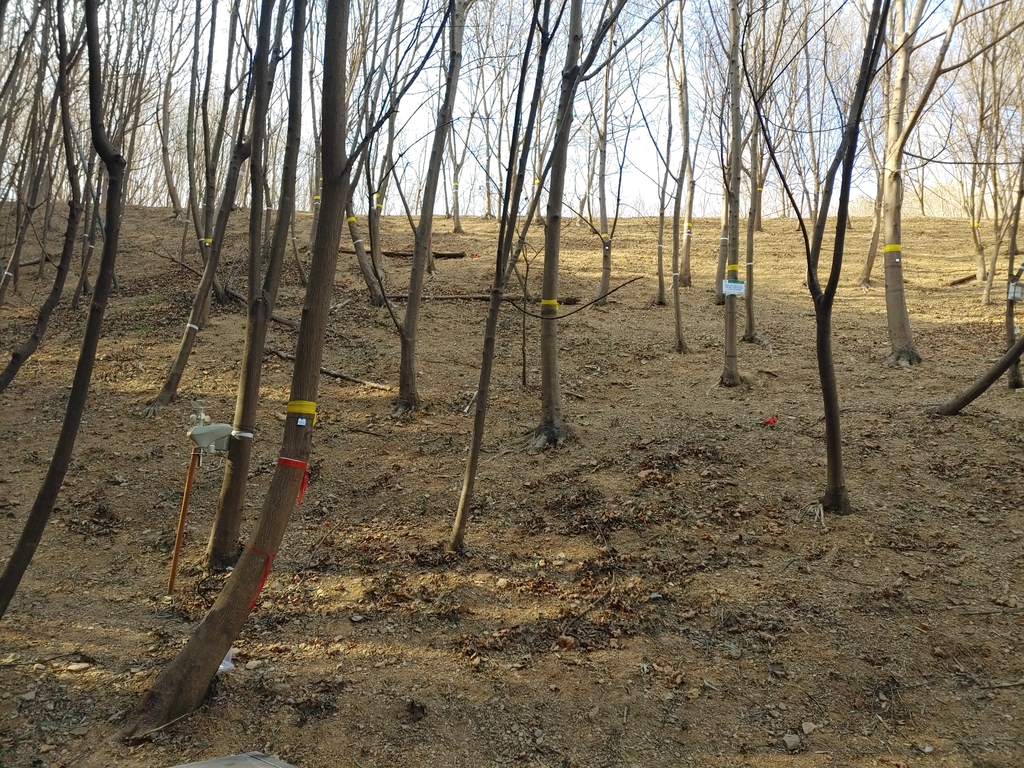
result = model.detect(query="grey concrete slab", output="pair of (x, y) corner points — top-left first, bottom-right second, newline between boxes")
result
(168, 753), (300, 768)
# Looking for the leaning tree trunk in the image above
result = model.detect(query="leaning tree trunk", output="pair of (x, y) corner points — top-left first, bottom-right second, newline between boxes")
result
(0, 6), (83, 395)
(147, 139), (250, 413)
(206, 0), (307, 569)
(0, 0), (126, 619)
(117, 0), (351, 737)
(931, 334), (1024, 416)
(446, 0), (549, 552)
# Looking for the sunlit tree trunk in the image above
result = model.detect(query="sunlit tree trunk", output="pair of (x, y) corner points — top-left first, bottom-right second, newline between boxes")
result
(117, 0), (352, 736)
(882, 0), (964, 366)
(397, 0), (470, 411)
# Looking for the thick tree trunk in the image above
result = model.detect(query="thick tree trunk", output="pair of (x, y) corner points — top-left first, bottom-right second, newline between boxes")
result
(117, 0), (351, 737)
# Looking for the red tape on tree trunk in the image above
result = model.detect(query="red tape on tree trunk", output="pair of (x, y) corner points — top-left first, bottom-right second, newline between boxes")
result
(277, 456), (309, 504)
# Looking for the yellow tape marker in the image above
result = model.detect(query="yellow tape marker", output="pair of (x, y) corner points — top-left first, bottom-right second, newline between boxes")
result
(347, 216), (357, 223)
(601, 232), (610, 239)
(204, 238), (213, 245)
(883, 244), (901, 252)
(541, 299), (559, 308)
(453, 182), (459, 188)
(313, 195), (321, 201)
(726, 263), (739, 272)
(756, 187), (763, 191)
(287, 399), (317, 427)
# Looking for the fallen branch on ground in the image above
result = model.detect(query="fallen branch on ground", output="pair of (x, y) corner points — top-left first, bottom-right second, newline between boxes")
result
(265, 348), (392, 390)
(342, 248), (467, 259)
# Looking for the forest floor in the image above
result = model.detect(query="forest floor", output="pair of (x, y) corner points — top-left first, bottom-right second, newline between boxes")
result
(1, 208), (1022, 768)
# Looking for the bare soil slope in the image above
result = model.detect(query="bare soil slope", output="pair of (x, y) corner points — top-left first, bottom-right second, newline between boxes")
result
(1, 209), (1022, 768)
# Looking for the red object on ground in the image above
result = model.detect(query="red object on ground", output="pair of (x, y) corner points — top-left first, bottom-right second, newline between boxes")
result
(763, 416), (778, 426)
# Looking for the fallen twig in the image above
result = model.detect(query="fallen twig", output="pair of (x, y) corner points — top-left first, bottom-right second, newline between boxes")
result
(343, 248), (467, 259)
(265, 348), (391, 390)
(385, 293), (505, 302)
(947, 274), (976, 287)
(980, 679), (1024, 690)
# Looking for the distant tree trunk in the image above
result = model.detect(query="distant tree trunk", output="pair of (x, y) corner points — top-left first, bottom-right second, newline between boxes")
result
(720, 0), (741, 387)
(858, 171), (884, 288)
(0, 0), (126, 619)
(595, 29), (614, 307)
(397, 0), (469, 411)
(117, 0), (351, 736)
(158, 54), (185, 218)
(530, 0), (585, 450)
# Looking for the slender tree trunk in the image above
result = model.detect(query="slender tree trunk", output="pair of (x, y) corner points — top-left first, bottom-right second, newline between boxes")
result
(0, 0), (83, 394)
(397, 0), (468, 411)
(207, 0), (309, 568)
(447, 0), (547, 552)
(117, 0), (351, 737)
(595, 31), (613, 307)
(720, 0), (742, 387)
(531, 0), (585, 450)
(0, 0), (126, 619)
(742, 140), (758, 342)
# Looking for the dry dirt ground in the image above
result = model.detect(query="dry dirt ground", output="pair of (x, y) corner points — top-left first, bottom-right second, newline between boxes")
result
(1, 208), (1022, 768)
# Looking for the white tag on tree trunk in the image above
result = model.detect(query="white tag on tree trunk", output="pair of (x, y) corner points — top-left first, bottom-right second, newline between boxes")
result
(722, 280), (746, 296)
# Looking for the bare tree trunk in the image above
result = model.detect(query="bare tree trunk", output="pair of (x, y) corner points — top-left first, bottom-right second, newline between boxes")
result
(720, 0), (742, 387)
(207, 0), (308, 568)
(0, 0), (83, 394)
(531, 0), (585, 450)
(117, 0), (351, 736)
(0, 0), (126, 619)
(595, 30), (614, 307)
(397, 0), (469, 411)
(148, 139), (251, 413)
(882, 0), (964, 366)
(447, 0), (549, 552)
